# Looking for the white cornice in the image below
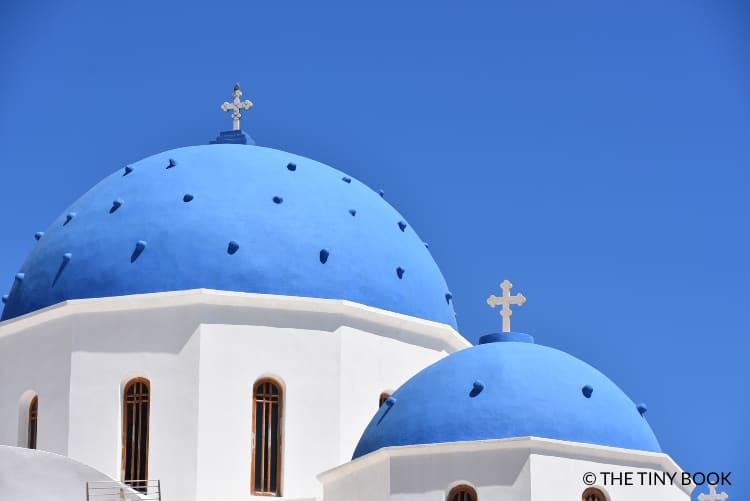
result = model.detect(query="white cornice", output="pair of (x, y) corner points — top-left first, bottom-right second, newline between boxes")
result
(317, 436), (692, 496)
(0, 289), (470, 352)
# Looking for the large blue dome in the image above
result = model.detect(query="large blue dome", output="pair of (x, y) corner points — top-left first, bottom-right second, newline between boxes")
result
(353, 334), (660, 458)
(1, 142), (457, 327)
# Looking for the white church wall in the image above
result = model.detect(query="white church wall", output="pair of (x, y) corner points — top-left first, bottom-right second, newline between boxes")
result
(337, 325), (449, 464)
(0, 319), (73, 455)
(66, 318), (202, 501)
(319, 438), (691, 501)
(194, 322), (451, 501)
(0, 290), (466, 501)
(529, 453), (690, 501)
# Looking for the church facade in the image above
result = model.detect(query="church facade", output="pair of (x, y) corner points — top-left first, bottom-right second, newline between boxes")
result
(0, 85), (694, 501)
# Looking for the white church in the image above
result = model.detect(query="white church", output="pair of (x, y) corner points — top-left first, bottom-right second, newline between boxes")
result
(0, 84), (700, 501)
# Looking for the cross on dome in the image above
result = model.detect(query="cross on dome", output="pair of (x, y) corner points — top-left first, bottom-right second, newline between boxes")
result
(221, 82), (253, 131)
(486, 280), (526, 333)
(698, 484), (729, 501)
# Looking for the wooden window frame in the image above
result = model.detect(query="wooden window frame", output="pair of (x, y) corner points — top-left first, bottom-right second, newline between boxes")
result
(121, 377), (150, 492)
(251, 377), (283, 497)
(27, 395), (38, 449)
(582, 487), (607, 501)
(447, 484), (478, 501)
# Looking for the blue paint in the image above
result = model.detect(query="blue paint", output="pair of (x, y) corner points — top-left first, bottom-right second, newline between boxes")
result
(53, 253), (73, 286)
(34, 232), (44, 241)
(582, 384), (594, 398)
(227, 241), (240, 255)
(131, 240), (147, 263)
(110, 199), (123, 213)
(209, 130), (255, 145)
(1, 144), (457, 327)
(470, 380), (484, 397)
(352, 336), (661, 458)
(478, 332), (534, 344)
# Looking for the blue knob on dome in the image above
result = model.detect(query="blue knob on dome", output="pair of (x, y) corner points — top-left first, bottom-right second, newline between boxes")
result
(470, 380), (485, 397)
(123, 166), (134, 176)
(167, 158), (177, 169)
(582, 385), (594, 398)
(110, 199), (123, 213)
(637, 403), (648, 416)
(227, 241), (240, 255)
(131, 240), (147, 262)
(62, 253), (72, 263)
(34, 232), (44, 241)
(1, 294), (7, 304)
(398, 221), (407, 232)
(14, 273), (25, 283)
(384, 396), (396, 407)
(396, 267), (405, 279)
(183, 194), (194, 203)
(64, 212), (77, 225)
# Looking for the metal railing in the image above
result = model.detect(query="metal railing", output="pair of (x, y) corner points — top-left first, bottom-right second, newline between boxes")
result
(86, 480), (161, 501)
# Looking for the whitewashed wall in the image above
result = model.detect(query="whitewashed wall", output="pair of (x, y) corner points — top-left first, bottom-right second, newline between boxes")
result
(319, 438), (691, 501)
(0, 289), (468, 501)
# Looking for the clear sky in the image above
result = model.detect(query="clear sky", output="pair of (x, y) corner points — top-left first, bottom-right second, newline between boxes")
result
(1, 0), (748, 497)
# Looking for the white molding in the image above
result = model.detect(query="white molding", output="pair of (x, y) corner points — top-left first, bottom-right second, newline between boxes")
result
(0, 289), (470, 352)
(317, 436), (692, 496)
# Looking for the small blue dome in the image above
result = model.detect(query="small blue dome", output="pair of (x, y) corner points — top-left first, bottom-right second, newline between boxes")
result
(352, 335), (660, 458)
(1, 143), (456, 327)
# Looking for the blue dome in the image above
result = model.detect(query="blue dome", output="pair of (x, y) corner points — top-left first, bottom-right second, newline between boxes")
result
(1, 142), (457, 327)
(352, 334), (660, 458)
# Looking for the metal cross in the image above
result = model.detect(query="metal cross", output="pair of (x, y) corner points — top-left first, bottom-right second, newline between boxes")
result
(221, 82), (253, 131)
(486, 280), (526, 333)
(698, 485), (728, 501)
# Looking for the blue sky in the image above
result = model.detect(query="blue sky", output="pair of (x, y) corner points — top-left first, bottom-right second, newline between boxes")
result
(1, 0), (748, 496)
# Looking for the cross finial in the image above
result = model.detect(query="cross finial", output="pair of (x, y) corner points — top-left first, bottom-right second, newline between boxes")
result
(221, 82), (253, 131)
(698, 484), (729, 501)
(486, 280), (526, 333)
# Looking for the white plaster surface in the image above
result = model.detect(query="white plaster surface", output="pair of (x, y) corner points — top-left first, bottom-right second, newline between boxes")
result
(0, 289), (466, 501)
(319, 437), (691, 501)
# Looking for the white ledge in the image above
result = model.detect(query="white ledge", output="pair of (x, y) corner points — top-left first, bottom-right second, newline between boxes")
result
(0, 289), (470, 352)
(317, 436), (691, 496)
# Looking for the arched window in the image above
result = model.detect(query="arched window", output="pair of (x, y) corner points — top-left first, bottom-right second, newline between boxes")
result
(251, 378), (283, 496)
(122, 378), (150, 493)
(448, 484), (477, 501)
(27, 395), (38, 449)
(379, 391), (392, 407)
(582, 487), (607, 501)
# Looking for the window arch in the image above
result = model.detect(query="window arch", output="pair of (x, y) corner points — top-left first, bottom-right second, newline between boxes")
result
(582, 487), (607, 501)
(122, 378), (150, 493)
(379, 391), (392, 407)
(448, 484), (477, 501)
(27, 395), (38, 449)
(251, 378), (283, 496)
